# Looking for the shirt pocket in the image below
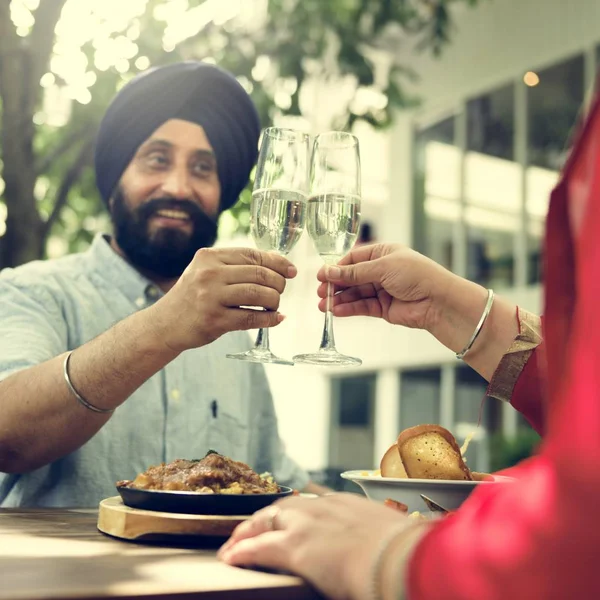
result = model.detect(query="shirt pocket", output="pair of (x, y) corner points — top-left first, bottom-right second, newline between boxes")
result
(206, 399), (250, 463)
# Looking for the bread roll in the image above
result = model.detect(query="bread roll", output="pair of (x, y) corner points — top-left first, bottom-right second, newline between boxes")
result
(380, 443), (408, 478)
(397, 424), (473, 481)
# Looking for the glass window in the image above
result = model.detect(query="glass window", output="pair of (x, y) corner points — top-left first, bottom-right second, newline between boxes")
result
(528, 55), (585, 170)
(338, 376), (374, 426)
(467, 84), (515, 160)
(466, 84), (518, 288)
(399, 368), (441, 430)
(413, 118), (458, 271)
(527, 55), (585, 283)
(329, 374), (376, 471)
(413, 55), (588, 289)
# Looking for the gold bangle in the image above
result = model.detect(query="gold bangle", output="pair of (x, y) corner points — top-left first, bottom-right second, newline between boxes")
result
(63, 351), (114, 414)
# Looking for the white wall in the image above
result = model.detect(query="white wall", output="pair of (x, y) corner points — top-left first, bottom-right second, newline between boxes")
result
(264, 0), (599, 473)
(405, 0), (600, 122)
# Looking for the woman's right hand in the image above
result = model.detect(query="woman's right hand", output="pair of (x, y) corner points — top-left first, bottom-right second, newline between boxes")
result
(316, 243), (467, 332)
(317, 243), (519, 382)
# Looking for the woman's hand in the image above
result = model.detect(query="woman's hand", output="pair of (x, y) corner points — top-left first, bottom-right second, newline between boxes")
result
(316, 243), (519, 381)
(218, 493), (415, 600)
(316, 243), (462, 331)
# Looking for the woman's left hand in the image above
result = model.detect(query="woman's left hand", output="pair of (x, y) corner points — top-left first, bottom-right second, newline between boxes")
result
(217, 493), (412, 600)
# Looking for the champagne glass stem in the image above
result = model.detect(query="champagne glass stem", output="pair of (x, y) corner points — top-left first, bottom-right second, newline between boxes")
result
(325, 280), (333, 314)
(226, 309), (293, 365)
(318, 282), (336, 351)
(253, 322), (269, 351)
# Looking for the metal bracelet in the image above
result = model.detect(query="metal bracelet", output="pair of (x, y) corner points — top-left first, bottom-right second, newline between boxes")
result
(456, 288), (495, 360)
(63, 351), (114, 414)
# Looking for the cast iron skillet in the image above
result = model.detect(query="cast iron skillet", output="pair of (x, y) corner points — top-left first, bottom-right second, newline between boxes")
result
(116, 484), (294, 515)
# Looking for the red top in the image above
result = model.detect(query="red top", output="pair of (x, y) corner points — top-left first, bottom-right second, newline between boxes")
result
(408, 93), (600, 599)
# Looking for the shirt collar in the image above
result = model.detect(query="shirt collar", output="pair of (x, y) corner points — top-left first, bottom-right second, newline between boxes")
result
(85, 233), (164, 306)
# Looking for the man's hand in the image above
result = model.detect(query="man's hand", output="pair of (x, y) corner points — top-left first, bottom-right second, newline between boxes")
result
(150, 247), (297, 352)
(218, 493), (423, 600)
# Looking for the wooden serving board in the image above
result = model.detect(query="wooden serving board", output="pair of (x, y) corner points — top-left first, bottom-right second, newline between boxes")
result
(97, 496), (248, 541)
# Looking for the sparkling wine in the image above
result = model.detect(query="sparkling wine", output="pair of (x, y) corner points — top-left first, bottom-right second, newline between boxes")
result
(307, 193), (361, 264)
(250, 189), (307, 255)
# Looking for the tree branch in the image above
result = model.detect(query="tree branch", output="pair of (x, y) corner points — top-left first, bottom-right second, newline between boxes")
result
(0, 2), (22, 99)
(36, 122), (95, 176)
(42, 137), (95, 239)
(28, 0), (69, 101)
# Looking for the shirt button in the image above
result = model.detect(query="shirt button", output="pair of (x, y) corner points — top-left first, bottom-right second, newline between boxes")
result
(135, 297), (145, 308)
(171, 389), (181, 404)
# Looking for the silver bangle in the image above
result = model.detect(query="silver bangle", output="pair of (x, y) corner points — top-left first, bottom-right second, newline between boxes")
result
(63, 351), (114, 414)
(456, 288), (495, 360)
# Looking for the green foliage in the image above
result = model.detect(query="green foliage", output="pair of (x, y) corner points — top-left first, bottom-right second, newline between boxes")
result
(490, 428), (542, 472)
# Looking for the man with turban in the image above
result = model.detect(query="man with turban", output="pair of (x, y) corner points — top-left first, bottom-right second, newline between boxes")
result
(0, 62), (324, 507)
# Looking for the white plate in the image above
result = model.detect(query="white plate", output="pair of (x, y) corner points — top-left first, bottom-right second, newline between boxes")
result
(341, 470), (514, 513)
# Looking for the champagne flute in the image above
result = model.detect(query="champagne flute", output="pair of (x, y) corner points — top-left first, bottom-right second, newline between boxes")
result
(293, 131), (362, 367)
(227, 127), (309, 365)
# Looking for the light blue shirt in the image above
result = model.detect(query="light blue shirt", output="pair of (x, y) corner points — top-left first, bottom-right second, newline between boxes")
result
(0, 234), (308, 507)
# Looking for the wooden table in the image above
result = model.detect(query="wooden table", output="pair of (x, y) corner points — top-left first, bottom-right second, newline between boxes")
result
(0, 508), (322, 600)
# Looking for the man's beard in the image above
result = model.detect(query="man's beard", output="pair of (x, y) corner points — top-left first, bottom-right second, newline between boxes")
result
(111, 187), (219, 279)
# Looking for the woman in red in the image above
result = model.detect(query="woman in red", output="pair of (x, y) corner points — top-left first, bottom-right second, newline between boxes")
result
(217, 93), (600, 600)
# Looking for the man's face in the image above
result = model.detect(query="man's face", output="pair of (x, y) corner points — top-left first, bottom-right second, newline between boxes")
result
(110, 119), (222, 279)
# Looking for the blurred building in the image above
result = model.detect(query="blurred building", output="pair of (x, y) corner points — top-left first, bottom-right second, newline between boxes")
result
(260, 0), (600, 487)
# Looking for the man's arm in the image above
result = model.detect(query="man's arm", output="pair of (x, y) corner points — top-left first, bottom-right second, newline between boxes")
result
(0, 306), (178, 473)
(0, 247), (295, 474)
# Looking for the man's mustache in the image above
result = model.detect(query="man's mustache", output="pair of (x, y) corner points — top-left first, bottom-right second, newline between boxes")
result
(136, 198), (214, 223)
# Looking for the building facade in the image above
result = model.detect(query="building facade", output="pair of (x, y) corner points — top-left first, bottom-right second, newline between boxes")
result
(261, 0), (600, 487)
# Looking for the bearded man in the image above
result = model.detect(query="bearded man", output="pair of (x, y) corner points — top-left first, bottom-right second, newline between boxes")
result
(0, 62), (325, 507)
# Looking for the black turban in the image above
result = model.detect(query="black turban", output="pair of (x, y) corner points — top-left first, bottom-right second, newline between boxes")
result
(94, 61), (261, 211)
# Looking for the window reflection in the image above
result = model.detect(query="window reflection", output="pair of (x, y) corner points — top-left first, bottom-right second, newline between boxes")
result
(399, 369), (441, 430)
(528, 55), (584, 170)
(467, 84), (514, 160)
(413, 118), (457, 270)
(466, 84), (517, 288)
(414, 52), (587, 288)
(329, 375), (376, 471)
(455, 367), (501, 474)
(527, 55), (584, 283)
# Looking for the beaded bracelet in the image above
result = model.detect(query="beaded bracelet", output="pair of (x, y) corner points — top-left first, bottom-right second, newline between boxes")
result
(456, 288), (495, 360)
(63, 351), (114, 414)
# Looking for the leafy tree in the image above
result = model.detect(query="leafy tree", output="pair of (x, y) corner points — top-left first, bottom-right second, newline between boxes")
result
(0, 0), (480, 268)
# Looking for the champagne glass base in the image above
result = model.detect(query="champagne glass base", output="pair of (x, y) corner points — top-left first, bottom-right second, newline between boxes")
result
(293, 349), (362, 367)
(226, 349), (294, 366)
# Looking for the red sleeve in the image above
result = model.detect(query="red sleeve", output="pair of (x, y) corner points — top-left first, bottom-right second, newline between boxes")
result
(407, 340), (600, 599)
(486, 308), (544, 435)
(509, 342), (546, 435)
(407, 94), (600, 599)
